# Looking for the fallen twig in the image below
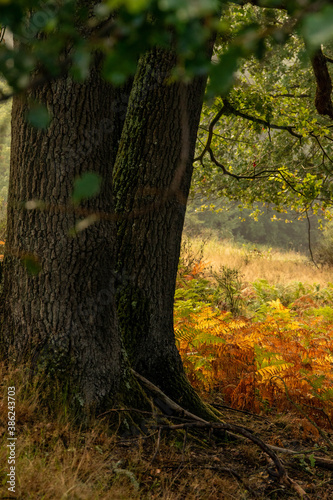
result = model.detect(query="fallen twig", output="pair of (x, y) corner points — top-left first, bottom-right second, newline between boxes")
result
(226, 430), (333, 471)
(151, 427), (162, 463)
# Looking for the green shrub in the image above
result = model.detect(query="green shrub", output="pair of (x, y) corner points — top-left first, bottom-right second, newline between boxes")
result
(210, 266), (244, 315)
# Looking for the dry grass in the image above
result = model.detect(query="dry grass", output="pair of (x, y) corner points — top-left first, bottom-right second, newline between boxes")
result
(1, 363), (333, 498)
(0, 362), (247, 500)
(186, 237), (332, 287)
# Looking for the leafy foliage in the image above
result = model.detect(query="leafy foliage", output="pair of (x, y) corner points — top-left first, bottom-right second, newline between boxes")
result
(1, 0), (333, 99)
(193, 3), (333, 221)
(184, 197), (321, 253)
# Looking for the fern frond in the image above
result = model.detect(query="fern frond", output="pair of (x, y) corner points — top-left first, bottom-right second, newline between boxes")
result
(257, 363), (293, 381)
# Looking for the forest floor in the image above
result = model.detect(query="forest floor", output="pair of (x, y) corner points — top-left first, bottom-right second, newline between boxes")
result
(1, 370), (333, 500)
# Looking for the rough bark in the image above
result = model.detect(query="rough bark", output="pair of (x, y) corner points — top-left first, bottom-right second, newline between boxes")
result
(113, 46), (218, 419)
(311, 48), (333, 119)
(0, 56), (136, 414)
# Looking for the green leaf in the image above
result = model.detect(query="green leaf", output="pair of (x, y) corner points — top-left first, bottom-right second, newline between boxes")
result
(308, 454), (316, 468)
(21, 253), (42, 276)
(70, 47), (91, 81)
(27, 104), (51, 129)
(103, 47), (139, 85)
(72, 172), (102, 205)
(207, 47), (241, 97)
(302, 6), (333, 49)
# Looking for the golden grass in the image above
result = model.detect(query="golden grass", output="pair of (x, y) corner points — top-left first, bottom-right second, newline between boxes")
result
(185, 237), (332, 287)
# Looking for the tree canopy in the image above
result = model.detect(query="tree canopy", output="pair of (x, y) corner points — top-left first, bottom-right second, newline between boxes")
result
(1, 1), (333, 99)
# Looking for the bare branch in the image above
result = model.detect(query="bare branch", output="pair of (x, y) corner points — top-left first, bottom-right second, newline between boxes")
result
(198, 126), (254, 145)
(0, 26), (6, 43)
(223, 99), (303, 139)
(323, 54), (333, 64)
(310, 133), (333, 167)
(269, 93), (311, 98)
(194, 104), (228, 162)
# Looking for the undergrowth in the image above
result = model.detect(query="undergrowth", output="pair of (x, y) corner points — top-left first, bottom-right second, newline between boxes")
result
(175, 238), (333, 434)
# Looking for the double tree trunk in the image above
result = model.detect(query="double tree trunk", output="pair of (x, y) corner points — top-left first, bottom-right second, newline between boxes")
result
(1, 39), (217, 419)
(1, 58), (135, 413)
(114, 47), (217, 417)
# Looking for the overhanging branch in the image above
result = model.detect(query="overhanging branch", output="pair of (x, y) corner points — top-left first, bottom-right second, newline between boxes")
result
(223, 99), (303, 139)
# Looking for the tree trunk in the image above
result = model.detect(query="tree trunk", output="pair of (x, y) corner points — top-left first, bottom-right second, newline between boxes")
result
(0, 57), (136, 414)
(114, 47), (217, 418)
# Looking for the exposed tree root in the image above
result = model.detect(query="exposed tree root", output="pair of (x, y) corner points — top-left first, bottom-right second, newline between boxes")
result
(156, 421), (309, 499)
(132, 362), (223, 423)
(132, 369), (215, 424)
(258, 443), (333, 472)
(133, 369), (314, 499)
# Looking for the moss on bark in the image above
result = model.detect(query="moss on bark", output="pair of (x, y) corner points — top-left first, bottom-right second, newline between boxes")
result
(113, 44), (219, 422)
